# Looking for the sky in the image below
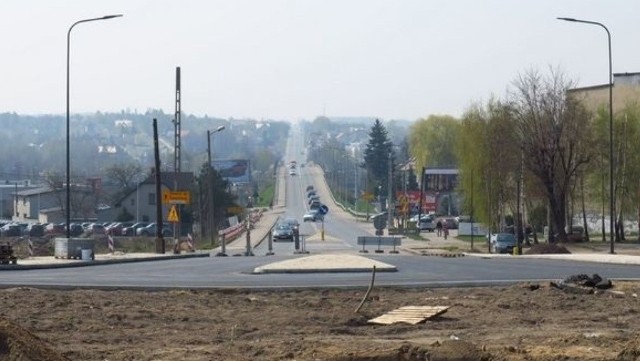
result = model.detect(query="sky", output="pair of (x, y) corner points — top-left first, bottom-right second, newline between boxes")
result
(1, 0), (638, 122)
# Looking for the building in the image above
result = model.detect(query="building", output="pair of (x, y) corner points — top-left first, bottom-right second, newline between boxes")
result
(568, 72), (640, 112)
(107, 171), (194, 234)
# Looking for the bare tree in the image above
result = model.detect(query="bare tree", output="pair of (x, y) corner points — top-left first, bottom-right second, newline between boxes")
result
(104, 162), (144, 190)
(509, 69), (594, 242)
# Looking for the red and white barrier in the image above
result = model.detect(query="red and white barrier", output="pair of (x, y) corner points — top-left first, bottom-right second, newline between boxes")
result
(107, 235), (115, 253)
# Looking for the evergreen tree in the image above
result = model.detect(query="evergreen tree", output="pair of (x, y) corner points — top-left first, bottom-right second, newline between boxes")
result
(363, 119), (393, 195)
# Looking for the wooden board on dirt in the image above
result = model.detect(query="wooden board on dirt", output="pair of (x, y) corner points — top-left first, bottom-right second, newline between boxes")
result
(368, 305), (449, 325)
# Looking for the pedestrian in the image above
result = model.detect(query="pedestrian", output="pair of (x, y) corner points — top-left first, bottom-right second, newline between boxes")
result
(443, 222), (449, 240)
(436, 220), (443, 236)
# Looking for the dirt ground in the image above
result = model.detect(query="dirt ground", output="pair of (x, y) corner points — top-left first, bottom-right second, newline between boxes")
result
(2, 277), (640, 361)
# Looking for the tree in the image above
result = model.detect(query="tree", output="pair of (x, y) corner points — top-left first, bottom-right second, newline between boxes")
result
(105, 162), (144, 190)
(456, 100), (519, 232)
(509, 69), (594, 242)
(408, 115), (459, 171)
(363, 119), (393, 195)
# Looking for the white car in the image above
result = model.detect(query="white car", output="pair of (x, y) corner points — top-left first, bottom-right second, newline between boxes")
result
(289, 170), (297, 176)
(303, 211), (322, 222)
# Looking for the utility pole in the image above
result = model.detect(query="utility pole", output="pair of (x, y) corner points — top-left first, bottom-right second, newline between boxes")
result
(172, 67), (181, 241)
(387, 153), (393, 233)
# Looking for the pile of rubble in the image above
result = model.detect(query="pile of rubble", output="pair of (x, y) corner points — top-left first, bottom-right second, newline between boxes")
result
(550, 273), (613, 294)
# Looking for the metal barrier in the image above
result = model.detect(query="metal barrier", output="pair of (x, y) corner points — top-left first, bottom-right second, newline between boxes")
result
(357, 236), (401, 254)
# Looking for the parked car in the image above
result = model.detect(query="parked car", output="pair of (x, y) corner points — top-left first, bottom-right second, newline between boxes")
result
(123, 222), (149, 236)
(489, 233), (517, 254)
(272, 223), (294, 241)
(136, 223), (171, 237)
(437, 217), (458, 230)
(307, 191), (317, 198)
(289, 169), (297, 176)
(306, 185), (314, 192)
(25, 223), (45, 237)
(45, 223), (65, 235)
(1, 224), (22, 237)
(565, 226), (586, 242)
(68, 223), (84, 237)
(106, 222), (134, 236)
(418, 217), (436, 232)
(303, 210), (323, 222)
(85, 223), (106, 236)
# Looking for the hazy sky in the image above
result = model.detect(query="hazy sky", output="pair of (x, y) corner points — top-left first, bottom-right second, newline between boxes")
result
(1, 1), (638, 121)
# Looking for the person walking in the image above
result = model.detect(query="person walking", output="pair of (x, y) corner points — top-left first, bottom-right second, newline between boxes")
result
(443, 222), (449, 240)
(436, 219), (443, 237)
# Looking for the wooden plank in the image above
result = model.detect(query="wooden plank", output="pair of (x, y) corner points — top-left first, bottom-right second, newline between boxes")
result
(368, 305), (449, 325)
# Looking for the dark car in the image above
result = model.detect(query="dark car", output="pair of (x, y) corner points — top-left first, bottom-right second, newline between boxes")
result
(68, 223), (84, 237)
(490, 233), (517, 254)
(106, 222), (134, 236)
(26, 224), (45, 237)
(283, 217), (300, 231)
(272, 223), (294, 241)
(1, 224), (22, 237)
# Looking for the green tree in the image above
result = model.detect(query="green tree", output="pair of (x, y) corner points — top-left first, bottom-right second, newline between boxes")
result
(363, 119), (393, 195)
(408, 115), (459, 171)
(456, 100), (519, 232)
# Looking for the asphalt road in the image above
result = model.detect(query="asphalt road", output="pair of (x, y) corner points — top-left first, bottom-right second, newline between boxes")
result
(1, 254), (639, 289)
(2, 124), (640, 289)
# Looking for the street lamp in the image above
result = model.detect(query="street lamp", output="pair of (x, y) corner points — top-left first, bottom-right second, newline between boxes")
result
(207, 126), (226, 248)
(66, 14), (122, 238)
(557, 17), (614, 254)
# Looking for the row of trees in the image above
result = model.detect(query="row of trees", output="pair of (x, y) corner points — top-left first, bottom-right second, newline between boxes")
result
(406, 68), (640, 242)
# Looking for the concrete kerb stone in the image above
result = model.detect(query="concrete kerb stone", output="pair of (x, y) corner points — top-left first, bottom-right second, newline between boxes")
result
(0, 252), (210, 271)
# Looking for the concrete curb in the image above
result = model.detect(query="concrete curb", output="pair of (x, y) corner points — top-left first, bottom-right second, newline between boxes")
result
(253, 266), (398, 274)
(0, 252), (210, 271)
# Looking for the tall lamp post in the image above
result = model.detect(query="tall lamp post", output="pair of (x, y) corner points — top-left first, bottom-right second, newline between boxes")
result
(66, 14), (122, 238)
(207, 126), (226, 247)
(557, 17), (614, 254)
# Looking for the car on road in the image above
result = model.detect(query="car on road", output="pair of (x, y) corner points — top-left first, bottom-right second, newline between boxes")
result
(489, 233), (517, 254)
(306, 185), (314, 192)
(283, 217), (300, 231)
(303, 210), (323, 222)
(289, 169), (297, 176)
(272, 223), (294, 241)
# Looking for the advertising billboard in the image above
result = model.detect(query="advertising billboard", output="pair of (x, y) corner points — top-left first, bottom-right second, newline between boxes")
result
(212, 159), (251, 184)
(396, 191), (437, 214)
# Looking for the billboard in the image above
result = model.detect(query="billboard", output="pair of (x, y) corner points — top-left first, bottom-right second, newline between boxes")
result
(396, 191), (437, 214)
(212, 159), (251, 184)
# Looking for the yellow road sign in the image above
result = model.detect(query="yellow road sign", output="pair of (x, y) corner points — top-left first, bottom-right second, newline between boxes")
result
(227, 206), (244, 214)
(168, 205), (179, 222)
(162, 190), (191, 205)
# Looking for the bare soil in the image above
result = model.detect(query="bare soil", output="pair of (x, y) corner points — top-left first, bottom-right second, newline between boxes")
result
(2, 279), (640, 361)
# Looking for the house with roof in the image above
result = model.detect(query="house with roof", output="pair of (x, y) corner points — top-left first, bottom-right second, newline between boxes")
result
(105, 171), (194, 234)
(14, 183), (99, 224)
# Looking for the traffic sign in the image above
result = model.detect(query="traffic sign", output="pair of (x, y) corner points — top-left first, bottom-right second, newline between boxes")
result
(227, 206), (244, 214)
(167, 205), (179, 222)
(362, 192), (374, 201)
(373, 214), (387, 230)
(162, 190), (191, 205)
(319, 204), (329, 215)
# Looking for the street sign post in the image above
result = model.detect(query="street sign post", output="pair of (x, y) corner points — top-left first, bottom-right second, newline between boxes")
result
(162, 190), (191, 205)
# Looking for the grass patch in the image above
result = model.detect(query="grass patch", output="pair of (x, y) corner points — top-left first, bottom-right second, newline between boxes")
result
(256, 183), (275, 207)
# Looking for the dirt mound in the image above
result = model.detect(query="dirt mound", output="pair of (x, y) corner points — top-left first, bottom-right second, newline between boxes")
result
(524, 243), (571, 255)
(0, 316), (69, 361)
(329, 341), (490, 361)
